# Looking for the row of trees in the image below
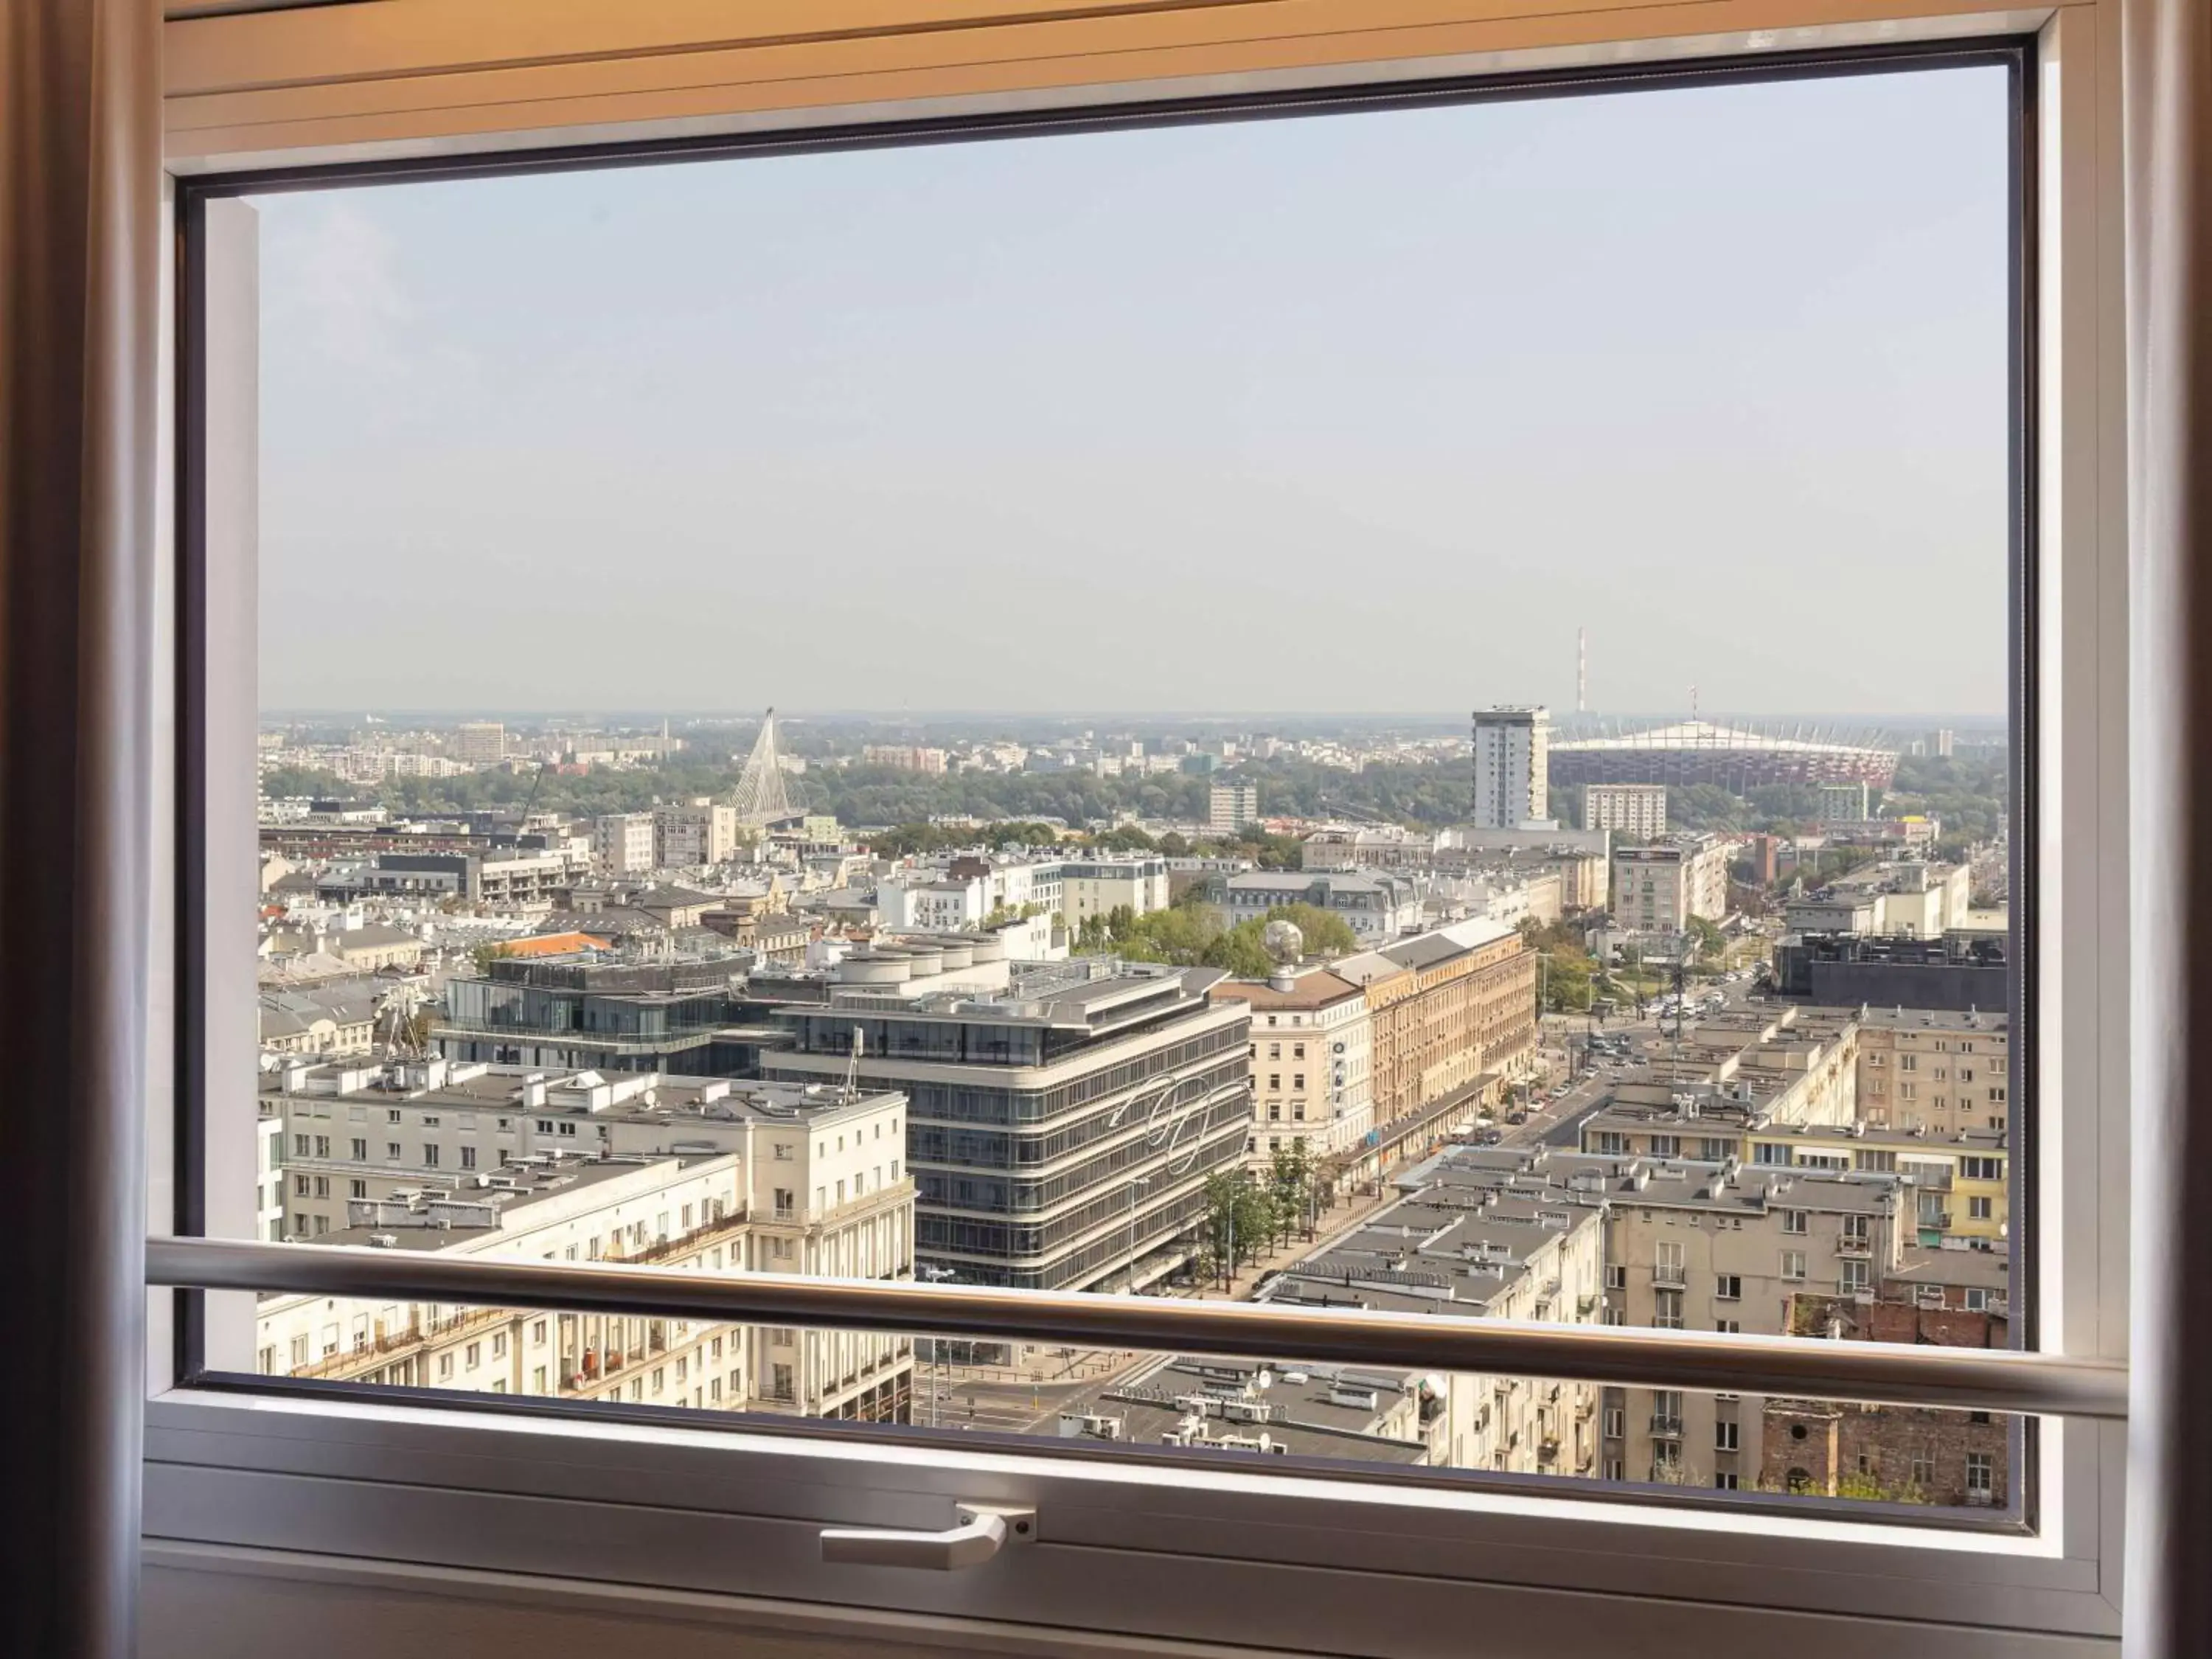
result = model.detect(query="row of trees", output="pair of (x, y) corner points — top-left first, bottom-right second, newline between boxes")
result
(265, 743), (2013, 857)
(1073, 899), (1360, 977)
(1197, 1142), (1321, 1288)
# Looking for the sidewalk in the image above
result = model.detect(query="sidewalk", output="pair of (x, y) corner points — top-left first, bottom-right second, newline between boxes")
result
(1181, 1182), (1406, 1303)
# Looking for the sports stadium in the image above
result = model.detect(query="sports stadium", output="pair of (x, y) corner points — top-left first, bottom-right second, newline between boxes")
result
(1547, 719), (1899, 792)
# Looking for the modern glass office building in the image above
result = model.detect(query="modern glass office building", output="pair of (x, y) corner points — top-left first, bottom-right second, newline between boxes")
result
(768, 958), (1252, 1290)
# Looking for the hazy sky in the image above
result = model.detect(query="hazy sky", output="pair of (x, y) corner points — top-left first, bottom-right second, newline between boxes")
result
(254, 65), (2011, 717)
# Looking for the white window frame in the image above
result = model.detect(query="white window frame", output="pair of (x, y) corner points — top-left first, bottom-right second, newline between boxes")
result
(146, 1), (2128, 1653)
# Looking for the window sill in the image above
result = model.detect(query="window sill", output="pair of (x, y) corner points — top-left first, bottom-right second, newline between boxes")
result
(145, 1385), (2115, 1653)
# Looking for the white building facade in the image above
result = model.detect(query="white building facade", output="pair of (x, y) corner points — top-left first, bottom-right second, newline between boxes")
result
(591, 811), (657, 875)
(1471, 704), (1551, 828)
(1208, 782), (1259, 835)
(1219, 967), (1374, 1168)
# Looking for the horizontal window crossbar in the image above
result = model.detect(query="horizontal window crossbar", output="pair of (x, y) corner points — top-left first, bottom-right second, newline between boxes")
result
(151, 1237), (2124, 1420)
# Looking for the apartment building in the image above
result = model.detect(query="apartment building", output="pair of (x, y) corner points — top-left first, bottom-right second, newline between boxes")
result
(257, 984), (379, 1056)
(1263, 1148), (1607, 1475)
(1855, 1005), (2011, 1135)
(1610, 836), (1731, 932)
(1055, 854), (1171, 927)
(1575, 1006), (2008, 1246)
(1206, 869), (1422, 945)
(591, 811), (658, 876)
(1300, 825), (1436, 872)
(1584, 1005), (1863, 1129)
(260, 1060), (915, 1422)
(1440, 827), (1612, 911)
(1470, 705), (1551, 828)
(1331, 919), (1540, 1164)
(255, 1152), (776, 1413)
(1821, 815), (1941, 852)
(1593, 1155), (1905, 1489)
(1444, 866), (1565, 930)
(1818, 782), (1871, 820)
(1797, 859), (1972, 939)
(877, 853), (1065, 931)
(1208, 782), (1259, 835)
(451, 721), (507, 764)
(1583, 783), (1668, 838)
(877, 874), (989, 933)
(1211, 966), (1374, 1170)
(653, 799), (740, 867)
(316, 844), (594, 908)
(434, 953), (779, 1077)
(766, 959), (1251, 1292)
(860, 743), (948, 773)
(1742, 1121), (2011, 1245)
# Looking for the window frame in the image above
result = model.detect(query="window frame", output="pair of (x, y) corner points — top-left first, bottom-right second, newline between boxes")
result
(148, 1), (2129, 1651)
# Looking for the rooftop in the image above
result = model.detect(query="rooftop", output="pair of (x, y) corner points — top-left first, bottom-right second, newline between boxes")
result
(321, 1152), (717, 1251)
(1417, 1143), (1907, 1218)
(1053, 1355), (1430, 1467)
(263, 1058), (901, 1129)
(1211, 969), (1363, 1013)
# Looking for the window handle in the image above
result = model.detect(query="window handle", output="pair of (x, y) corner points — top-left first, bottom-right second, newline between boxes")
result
(820, 1502), (1035, 1570)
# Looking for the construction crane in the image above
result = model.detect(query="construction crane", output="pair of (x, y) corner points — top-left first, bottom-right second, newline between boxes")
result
(519, 757), (552, 821)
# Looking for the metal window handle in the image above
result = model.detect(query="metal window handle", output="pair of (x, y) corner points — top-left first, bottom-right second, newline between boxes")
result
(820, 1503), (1035, 1569)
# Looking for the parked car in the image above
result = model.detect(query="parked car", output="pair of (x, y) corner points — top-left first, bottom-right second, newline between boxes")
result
(1506, 1110), (1529, 1126)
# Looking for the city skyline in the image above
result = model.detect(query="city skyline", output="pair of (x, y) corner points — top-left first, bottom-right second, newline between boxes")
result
(255, 64), (2011, 716)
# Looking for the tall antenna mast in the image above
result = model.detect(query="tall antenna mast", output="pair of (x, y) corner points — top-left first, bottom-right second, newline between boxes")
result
(1577, 627), (1587, 716)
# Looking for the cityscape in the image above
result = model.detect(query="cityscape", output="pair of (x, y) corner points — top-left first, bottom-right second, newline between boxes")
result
(238, 55), (2012, 1514)
(251, 698), (2013, 1506)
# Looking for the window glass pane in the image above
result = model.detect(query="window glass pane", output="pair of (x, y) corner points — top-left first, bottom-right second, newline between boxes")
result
(220, 55), (2019, 1517)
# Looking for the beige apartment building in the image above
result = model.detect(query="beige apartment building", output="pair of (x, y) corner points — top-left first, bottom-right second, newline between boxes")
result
(1213, 966), (1374, 1172)
(451, 721), (507, 764)
(1583, 783), (1669, 838)
(1545, 847), (1612, 911)
(1593, 1158), (1905, 1489)
(1854, 1005), (2011, 1136)
(1610, 835), (1731, 933)
(591, 810), (656, 875)
(260, 1059), (917, 1423)
(1578, 1003), (2010, 1248)
(653, 798), (740, 867)
(1055, 854), (1171, 926)
(1332, 919), (1539, 1161)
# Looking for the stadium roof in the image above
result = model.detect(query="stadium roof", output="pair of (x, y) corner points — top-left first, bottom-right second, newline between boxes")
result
(1551, 720), (1894, 758)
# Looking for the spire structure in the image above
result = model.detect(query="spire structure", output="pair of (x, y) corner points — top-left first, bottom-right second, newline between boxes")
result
(729, 707), (799, 824)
